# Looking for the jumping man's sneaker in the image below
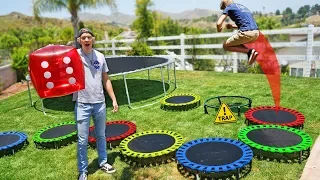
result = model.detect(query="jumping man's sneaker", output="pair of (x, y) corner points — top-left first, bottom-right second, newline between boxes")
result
(100, 163), (116, 174)
(78, 172), (88, 180)
(247, 49), (259, 65)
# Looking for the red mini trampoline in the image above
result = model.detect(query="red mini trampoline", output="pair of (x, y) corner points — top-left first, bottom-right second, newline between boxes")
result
(88, 120), (136, 148)
(245, 106), (305, 129)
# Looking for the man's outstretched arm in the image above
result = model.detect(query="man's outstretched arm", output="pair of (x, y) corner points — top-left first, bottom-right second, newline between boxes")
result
(216, 14), (228, 32)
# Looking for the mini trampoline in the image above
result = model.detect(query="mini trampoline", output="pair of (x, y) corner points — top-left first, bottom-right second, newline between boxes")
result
(238, 125), (312, 163)
(176, 138), (253, 180)
(33, 121), (77, 149)
(160, 93), (201, 111)
(0, 132), (28, 157)
(119, 130), (184, 166)
(88, 120), (136, 148)
(245, 106), (305, 129)
(204, 96), (252, 116)
(105, 56), (177, 109)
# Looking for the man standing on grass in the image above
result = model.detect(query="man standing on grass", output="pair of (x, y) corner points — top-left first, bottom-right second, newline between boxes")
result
(216, 0), (260, 65)
(73, 28), (119, 180)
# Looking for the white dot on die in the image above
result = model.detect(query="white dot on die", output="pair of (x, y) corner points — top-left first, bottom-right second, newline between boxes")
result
(41, 61), (49, 68)
(66, 67), (73, 74)
(46, 82), (54, 89)
(44, 71), (51, 79)
(63, 57), (71, 64)
(68, 77), (76, 84)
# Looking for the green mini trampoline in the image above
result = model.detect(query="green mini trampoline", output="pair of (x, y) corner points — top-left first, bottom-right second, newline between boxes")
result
(160, 93), (201, 111)
(119, 130), (184, 166)
(204, 96), (252, 116)
(238, 125), (312, 163)
(33, 121), (77, 149)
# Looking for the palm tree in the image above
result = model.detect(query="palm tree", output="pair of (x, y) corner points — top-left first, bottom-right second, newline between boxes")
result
(33, 0), (117, 47)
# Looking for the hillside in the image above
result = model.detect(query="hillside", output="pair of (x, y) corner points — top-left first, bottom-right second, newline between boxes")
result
(0, 12), (121, 33)
(77, 8), (221, 25)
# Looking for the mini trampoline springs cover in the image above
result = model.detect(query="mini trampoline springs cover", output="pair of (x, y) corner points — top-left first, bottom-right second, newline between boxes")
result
(245, 106), (305, 129)
(0, 132), (28, 157)
(119, 130), (184, 166)
(33, 121), (77, 149)
(160, 93), (201, 111)
(238, 125), (312, 163)
(88, 120), (136, 148)
(176, 138), (253, 180)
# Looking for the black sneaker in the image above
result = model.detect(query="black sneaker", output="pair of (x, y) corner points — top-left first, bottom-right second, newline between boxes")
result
(247, 49), (258, 65)
(78, 172), (88, 180)
(100, 163), (116, 174)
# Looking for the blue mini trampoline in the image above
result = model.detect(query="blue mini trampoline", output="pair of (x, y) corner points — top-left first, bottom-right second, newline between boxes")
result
(176, 138), (253, 180)
(0, 132), (28, 157)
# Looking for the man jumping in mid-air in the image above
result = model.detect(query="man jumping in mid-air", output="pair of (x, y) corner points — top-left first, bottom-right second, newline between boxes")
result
(217, 0), (260, 65)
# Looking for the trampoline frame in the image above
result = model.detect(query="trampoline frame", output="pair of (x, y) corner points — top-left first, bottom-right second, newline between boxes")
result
(26, 56), (177, 115)
(176, 138), (253, 180)
(107, 56), (177, 109)
(33, 121), (77, 149)
(238, 125), (312, 163)
(119, 130), (184, 166)
(204, 95), (252, 116)
(88, 120), (136, 148)
(160, 93), (201, 111)
(0, 132), (28, 157)
(245, 106), (305, 129)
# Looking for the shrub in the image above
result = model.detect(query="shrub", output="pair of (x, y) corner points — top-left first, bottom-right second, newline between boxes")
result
(127, 41), (154, 56)
(11, 47), (30, 81)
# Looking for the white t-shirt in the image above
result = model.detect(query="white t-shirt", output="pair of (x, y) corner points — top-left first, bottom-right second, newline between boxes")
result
(73, 49), (109, 103)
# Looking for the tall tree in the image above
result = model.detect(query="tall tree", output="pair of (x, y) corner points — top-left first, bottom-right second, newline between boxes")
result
(133, 0), (154, 39)
(33, 0), (117, 47)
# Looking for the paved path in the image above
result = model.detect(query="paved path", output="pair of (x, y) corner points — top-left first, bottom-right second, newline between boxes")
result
(300, 136), (320, 180)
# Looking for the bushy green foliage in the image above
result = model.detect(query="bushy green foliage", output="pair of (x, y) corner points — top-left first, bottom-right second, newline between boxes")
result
(127, 41), (154, 56)
(11, 47), (30, 81)
(133, 0), (154, 39)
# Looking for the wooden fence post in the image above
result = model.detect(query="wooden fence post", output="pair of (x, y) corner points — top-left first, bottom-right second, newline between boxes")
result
(180, 33), (186, 70)
(111, 39), (116, 56)
(304, 24), (314, 77)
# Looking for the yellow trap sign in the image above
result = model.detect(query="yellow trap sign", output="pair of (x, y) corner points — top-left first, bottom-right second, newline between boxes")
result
(214, 102), (237, 124)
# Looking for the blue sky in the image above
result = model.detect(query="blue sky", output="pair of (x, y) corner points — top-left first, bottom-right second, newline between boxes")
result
(0, 0), (319, 18)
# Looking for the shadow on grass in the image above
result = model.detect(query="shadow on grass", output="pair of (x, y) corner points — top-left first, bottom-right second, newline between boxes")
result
(88, 151), (119, 175)
(39, 79), (172, 112)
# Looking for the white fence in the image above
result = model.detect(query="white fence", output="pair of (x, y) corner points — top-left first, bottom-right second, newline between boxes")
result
(96, 25), (320, 77)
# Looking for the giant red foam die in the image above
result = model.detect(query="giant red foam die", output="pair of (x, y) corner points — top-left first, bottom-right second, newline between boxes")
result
(28, 45), (85, 98)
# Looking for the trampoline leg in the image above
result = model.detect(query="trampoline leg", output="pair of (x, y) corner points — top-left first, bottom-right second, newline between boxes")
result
(173, 62), (177, 89)
(237, 106), (240, 117)
(236, 168), (240, 180)
(123, 74), (132, 108)
(160, 67), (166, 95)
(27, 80), (33, 107)
(299, 151), (302, 164)
(259, 150), (262, 160)
(204, 106), (208, 114)
(196, 173), (200, 180)
(167, 64), (170, 83)
(41, 99), (47, 116)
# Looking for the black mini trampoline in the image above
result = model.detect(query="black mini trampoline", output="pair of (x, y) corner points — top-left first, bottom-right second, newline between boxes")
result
(160, 93), (201, 111)
(245, 106), (305, 129)
(238, 125), (312, 163)
(0, 132), (28, 157)
(176, 138), (253, 180)
(204, 96), (252, 116)
(33, 121), (77, 149)
(119, 130), (184, 166)
(88, 120), (136, 148)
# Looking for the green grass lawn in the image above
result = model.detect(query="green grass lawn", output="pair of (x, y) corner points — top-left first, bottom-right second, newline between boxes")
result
(0, 69), (319, 180)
